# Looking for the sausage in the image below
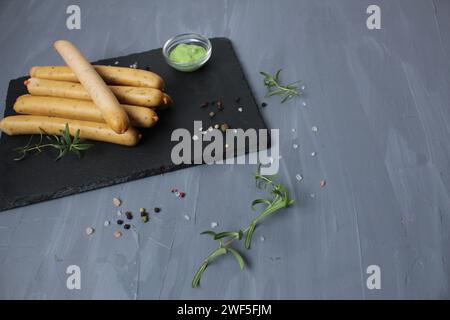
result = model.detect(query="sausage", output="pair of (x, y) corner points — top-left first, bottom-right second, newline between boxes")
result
(0, 115), (141, 146)
(13, 95), (159, 128)
(26, 78), (171, 108)
(53, 40), (129, 134)
(29, 65), (164, 90)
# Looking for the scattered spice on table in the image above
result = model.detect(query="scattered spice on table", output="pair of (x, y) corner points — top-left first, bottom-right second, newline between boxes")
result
(179, 192), (186, 198)
(211, 222), (218, 229)
(141, 215), (149, 223)
(117, 210), (123, 217)
(113, 197), (122, 207)
(217, 101), (224, 110)
(86, 227), (95, 236)
(310, 151), (316, 157)
(104, 220), (110, 227)
(260, 236), (265, 242)
(184, 214), (190, 221)
(235, 97), (241, 103)
(139, 208), (146, 214)
(310, 193), (315, 198)
(114, 231), (122, 238)
(209, 111), (215, 118)
(312, 126), (318, 133)
(200, 102), (209, 108)
(124, 224), (131, 230)
(302, 101), (307, 106)
(320, 180), (327, 188)
(261, 102), (267, 108)
(125, 211), (133, 220)
(117, 219), (124, 225)
(238, 107), (243, 112)
(220, 123), (230, 133)
(153, 207), (161, 213)
(295, 174), (303, 181)
(192, 135), (199, 141)
(293, 144), (298, 149)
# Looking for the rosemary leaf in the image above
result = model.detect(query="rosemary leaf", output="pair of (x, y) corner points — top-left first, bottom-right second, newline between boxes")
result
(227, 248), (245, 270)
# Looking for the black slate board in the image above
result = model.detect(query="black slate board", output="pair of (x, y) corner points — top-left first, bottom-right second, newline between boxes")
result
(0, 38), (269, 212)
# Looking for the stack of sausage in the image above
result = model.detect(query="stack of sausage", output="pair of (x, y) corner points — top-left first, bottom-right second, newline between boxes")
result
(0, 40), (172, 146)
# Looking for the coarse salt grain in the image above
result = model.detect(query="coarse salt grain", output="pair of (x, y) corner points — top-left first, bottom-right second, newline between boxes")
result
(260, 236), (265, 242)
(238, 107), (243, 112)
(104, 220), (110, 227)
(312, 126), (318, 132)
(211, 222), (218, 228)
(86, 227), (95, 235)
(292, 128), (296, 132)
(293, 144), (298, 149)
(192, 135), (199, 141)
(296, 174), (303, 181)
(302, 101), (307, 106)
(113, 197), (122, 207)
(311, 152), (316, 157)
(184, 214), (190, 221)
(310, 193), (315, 198)
(117, 210), (123, 217)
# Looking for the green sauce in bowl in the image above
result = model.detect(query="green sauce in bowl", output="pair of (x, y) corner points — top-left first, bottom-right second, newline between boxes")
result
(169, 43), (207, 63)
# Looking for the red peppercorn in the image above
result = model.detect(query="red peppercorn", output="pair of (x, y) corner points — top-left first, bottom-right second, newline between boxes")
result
(179, 192), (186, 198)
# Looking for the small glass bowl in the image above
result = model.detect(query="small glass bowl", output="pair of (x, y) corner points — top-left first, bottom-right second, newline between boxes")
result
(163, 33), (212, 72)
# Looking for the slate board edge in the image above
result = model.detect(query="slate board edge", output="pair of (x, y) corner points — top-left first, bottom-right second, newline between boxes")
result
(0, 37), (270, 212)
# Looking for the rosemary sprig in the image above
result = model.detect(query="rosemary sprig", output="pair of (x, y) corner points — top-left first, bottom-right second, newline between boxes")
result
(192, 166), (295, 288)
(260, 69), (302, 103)
(14, 123), (93, 161)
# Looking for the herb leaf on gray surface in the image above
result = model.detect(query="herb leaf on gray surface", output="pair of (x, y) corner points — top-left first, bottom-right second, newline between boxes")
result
(192, 165), (295, 288)
(260, 69), (302, 103)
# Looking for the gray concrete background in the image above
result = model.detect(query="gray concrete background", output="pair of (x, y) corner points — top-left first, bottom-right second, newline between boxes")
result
(0, 0), (449, 299)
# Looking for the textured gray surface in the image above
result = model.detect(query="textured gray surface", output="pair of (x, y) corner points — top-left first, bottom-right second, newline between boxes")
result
(0, 0), (449, 299)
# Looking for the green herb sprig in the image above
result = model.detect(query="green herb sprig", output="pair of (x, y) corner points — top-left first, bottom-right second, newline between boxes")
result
(260, 69), (302, 103)
(192, 166), (295, 288)
(14, 123), (93, 161)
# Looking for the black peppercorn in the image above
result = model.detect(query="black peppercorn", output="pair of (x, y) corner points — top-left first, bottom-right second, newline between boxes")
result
(124, 224), (131, 230)
(117, 219), (124, 225)
(125, 211), (133, 220)
(261, 102), (268, 108)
